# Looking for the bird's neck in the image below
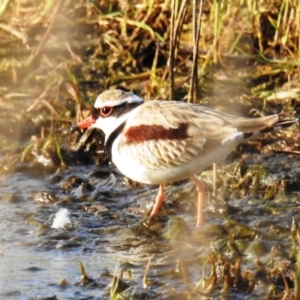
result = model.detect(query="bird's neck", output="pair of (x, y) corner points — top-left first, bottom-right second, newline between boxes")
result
(104, 101), (143, 159)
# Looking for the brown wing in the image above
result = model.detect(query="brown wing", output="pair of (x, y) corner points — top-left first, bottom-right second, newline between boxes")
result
(117, 101), (295, 170)
(116, 101), (238, 169)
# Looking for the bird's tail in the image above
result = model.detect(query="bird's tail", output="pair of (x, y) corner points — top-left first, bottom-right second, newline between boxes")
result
(234, 111), (298, 139)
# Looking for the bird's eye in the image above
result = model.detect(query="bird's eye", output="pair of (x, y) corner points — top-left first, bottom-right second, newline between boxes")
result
(100, 106), (113, 117)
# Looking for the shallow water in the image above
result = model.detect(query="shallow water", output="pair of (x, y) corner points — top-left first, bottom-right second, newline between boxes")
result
(0, 151), (300, 298)
(0, 246), (116, 299)
(0, 167), (150, 299)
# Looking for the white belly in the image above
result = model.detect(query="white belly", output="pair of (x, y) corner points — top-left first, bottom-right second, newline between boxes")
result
(111, 137), (237, 184)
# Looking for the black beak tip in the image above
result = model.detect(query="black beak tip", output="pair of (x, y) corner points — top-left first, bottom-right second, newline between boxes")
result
(70, 125), (79, 132)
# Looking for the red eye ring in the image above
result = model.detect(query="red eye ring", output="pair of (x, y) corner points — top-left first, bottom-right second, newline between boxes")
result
(100, 106), (113, 117)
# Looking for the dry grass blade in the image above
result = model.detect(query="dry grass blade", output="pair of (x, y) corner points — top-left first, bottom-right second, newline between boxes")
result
(168, 0), (189, 99)
(188, 0), (203, 102)
(0, 0), (9, 15)
(29, 1), (63, 64)
(118, 0), (129, 38)
(127, 0), (155, 43)
(143, 257), (152, 289)
(78, 261), (91, 284)
(297, 0), (300, 51)
(0, 23), (27, 44)
(295, 252), (300, 299)
(101, 13), (164, 42)
(26, 80), (58, 115)
(168, 0), (177, 100)
(149, 42), (160, 97)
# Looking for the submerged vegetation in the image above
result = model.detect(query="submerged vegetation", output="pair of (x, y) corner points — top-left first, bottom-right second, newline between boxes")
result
(0, 0), (300, 298)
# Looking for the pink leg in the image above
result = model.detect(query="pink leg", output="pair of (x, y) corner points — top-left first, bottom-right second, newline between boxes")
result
(189, 175), (205, 227)
(148, 184), (165, 222)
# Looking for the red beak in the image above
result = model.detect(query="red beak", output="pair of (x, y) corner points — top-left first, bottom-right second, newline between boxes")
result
(77, 114), (96, 129)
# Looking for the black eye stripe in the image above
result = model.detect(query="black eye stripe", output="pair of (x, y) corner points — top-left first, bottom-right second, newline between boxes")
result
(92, 107), (100, 119)
(92, 101), (143, 120)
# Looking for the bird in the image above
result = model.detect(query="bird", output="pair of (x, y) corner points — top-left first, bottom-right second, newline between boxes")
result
(76, 89), (297, 227)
